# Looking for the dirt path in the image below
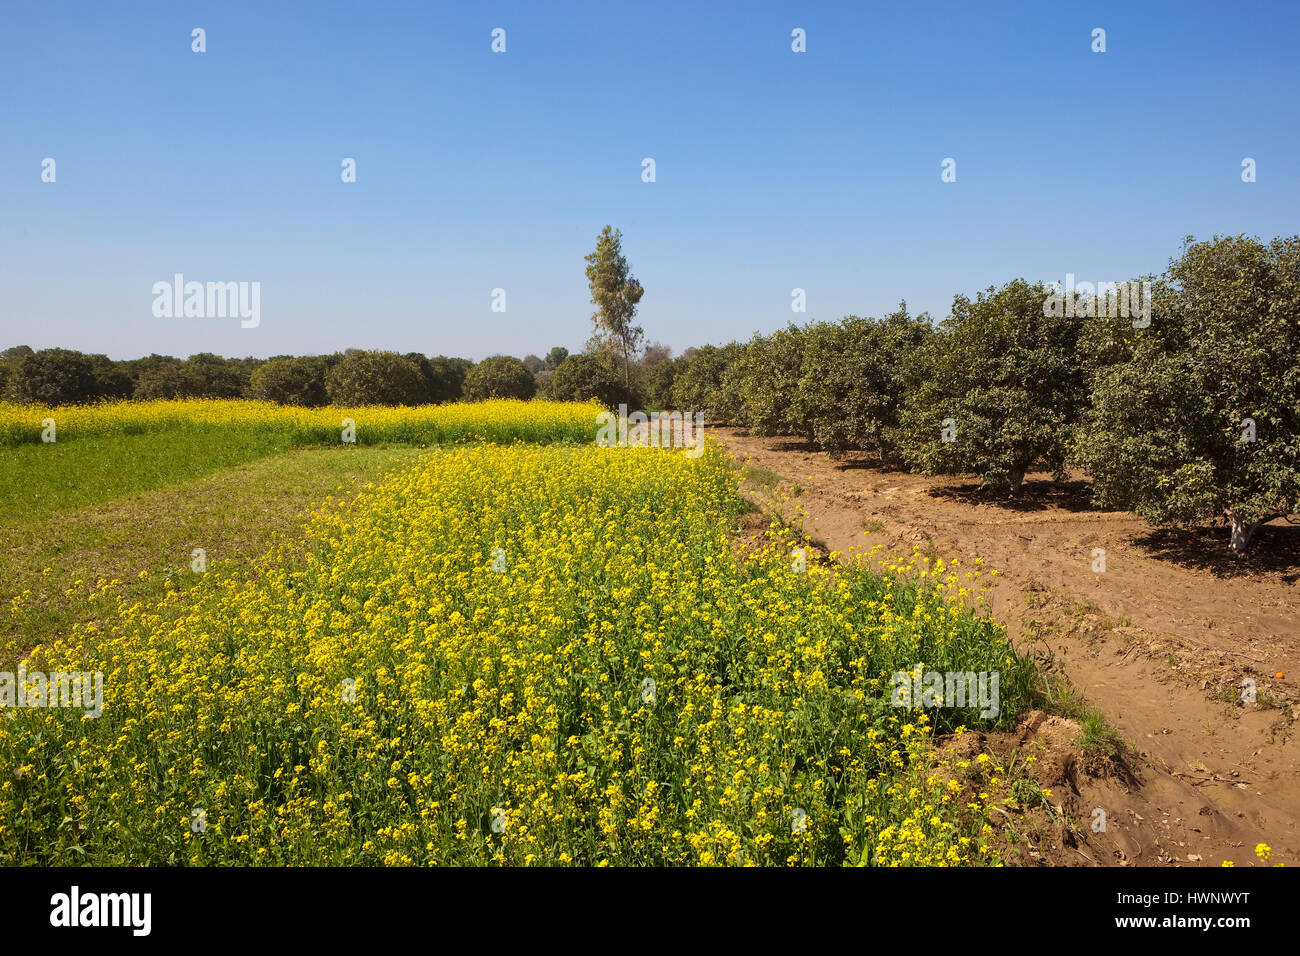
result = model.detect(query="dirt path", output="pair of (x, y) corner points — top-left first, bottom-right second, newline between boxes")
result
(715, 427), (1300, 867)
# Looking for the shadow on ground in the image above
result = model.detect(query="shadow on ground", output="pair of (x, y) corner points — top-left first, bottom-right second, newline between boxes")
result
(767, 439), (819, 453)
(926, 477), (1097, 514)
(1134, 520), (1300, 579)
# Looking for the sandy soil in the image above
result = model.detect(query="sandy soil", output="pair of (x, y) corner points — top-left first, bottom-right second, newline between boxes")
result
(715, 426), (1300, 867)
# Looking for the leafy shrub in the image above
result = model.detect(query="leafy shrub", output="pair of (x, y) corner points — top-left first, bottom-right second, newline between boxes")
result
(463, 355), (536, 401)
(183, 353), (251, 399)
(325, 350), (427, 406)
(132, 358), (193, 400)
(87, 354), (134, 400)
(671, 344), (744, 422)
(636, 355), (684, 411)
(894, 279), (1087, 493)
(795, 305), (932, 460)
(249, 356), (330, 406)
(132, 353), (252, 401)
(12, 348), (100, 405)
(427, 356), (473, 403)
(546, 354), (625, 408)
(733, 326), (810, 439)
(1074, 235), (1300, 550)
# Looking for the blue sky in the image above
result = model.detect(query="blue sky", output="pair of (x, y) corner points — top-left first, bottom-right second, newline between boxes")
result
(2, 0), (1297, 361)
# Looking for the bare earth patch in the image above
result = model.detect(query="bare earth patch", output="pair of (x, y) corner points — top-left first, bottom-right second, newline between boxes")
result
(716, 426), (1300, 867)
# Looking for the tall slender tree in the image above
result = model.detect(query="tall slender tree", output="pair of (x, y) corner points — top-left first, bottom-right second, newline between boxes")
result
(584, 225), (644, 389)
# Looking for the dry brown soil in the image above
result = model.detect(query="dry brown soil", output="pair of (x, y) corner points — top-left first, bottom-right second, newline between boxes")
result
(715, 426), (1300, 867)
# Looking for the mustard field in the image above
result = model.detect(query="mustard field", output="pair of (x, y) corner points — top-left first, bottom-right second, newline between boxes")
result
(1, 406), (1036, 865)
(0, 398), (602, 448)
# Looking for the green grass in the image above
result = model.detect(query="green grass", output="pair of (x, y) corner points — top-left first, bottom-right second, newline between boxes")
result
(739, 465), (784, 489)
(1032, 672), (1129, 760)
(0, 426), (295, 523)
(1, 444), (426, 663)
(1078, 709), (1126, 759)
(0, 400), (606, 524)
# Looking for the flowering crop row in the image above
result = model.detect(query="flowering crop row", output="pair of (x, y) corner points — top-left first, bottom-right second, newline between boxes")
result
(0, 398), (602, 448)
(1, 441), (1033, 865)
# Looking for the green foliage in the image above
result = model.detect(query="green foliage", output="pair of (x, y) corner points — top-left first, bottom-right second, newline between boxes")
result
(0, 345), (34, 399)
(249, 356), (330, 406)
(894, 279), (1087, 493)
(546, 353), (625, 408)
(462, 355), (537, 401)
(636, 355), (684, 411)
(182, 353), (252, 398)
(1074, 235), (1300, 550)
(0, 345), (34, 398)
(404, 353), (438, 404)
(132, 358), (191, 400)
(87, 354), (134, 400)
(325, 350), (427, 406)
(733, 325), (810, 439)
(671, 343), (743, 421)
(12, 348), (100, 405)
(426, 356), (472, 403)
(795, 304), (932, 460)
(132, 353), (253, 401)
(1, 348), (474, 408)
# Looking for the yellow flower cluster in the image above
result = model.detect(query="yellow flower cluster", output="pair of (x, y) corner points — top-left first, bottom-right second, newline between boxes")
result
(0, 438), (1029, 865)
(0, 398), (602, 447)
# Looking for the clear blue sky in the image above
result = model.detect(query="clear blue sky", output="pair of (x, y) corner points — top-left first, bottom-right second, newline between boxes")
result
(2, 0), (1297, 361)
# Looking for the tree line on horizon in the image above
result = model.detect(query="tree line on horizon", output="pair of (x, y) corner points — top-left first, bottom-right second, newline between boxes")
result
(0, 342), (691, 410)
(0, 225), (668, 411)
(3, 232), (1296, 551)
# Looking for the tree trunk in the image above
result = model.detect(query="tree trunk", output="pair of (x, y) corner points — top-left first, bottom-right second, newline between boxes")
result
(1008, 468), (1026, 496)
(1226, 508), (1260, 552)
